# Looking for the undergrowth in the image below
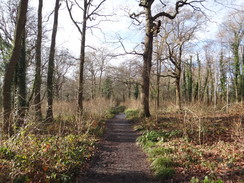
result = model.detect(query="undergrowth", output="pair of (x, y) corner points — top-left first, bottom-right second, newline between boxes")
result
(0, 130), (95, 182)
(0, 100), (112, 182)
(136, 103), (244, 182)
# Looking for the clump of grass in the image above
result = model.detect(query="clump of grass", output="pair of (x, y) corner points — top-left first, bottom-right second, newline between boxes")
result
(151, 157), (176, 180)
(151, 157), (176, 169)
(136, 130), (161, 148)
(125, 108), (140, 120)
(136, 130), (179, 180)
(147, 146), (173, 158)
(154, 167), (175, 180)
(137, 130), (181, 147)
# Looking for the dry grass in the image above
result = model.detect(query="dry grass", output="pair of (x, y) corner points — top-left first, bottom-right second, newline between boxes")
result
(122, 99), (141, 110)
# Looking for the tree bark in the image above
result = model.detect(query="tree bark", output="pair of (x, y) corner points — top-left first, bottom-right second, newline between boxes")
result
(232, 41), (240, 103)
(2, 0), (29, 136)
(17, 28), (27, 127)
(46, 0), (60, 121)
(142, 5), (153, 117)
(176, 76), (181, 110)
(34, 0), (43, 121)
(77, 0), (87, 115)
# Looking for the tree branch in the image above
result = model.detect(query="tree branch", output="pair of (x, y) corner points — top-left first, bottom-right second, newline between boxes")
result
(65, 0), (82, 34)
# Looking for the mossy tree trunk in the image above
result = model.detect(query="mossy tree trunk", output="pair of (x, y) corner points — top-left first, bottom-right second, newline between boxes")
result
(34, 0), (43, 121)
(2, 0), (29, 136)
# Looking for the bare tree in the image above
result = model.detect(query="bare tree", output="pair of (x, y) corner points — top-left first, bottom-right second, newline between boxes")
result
(159, 10), (204, 109)
(84, 48), (110, 99)
(54, 49), (76, 100)
(66, 0), (107, 115)
(131, 0), (205, 117)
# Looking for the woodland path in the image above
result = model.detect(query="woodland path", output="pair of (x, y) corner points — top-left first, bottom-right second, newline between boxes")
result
(76, 113), (159, 183)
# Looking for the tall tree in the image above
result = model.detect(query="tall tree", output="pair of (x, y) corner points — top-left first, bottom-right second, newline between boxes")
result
(241, 46), (244, 101)
(66, 0), (107, 115)
(46, 0), (60, 121)
(16, 27), (27, 127)
(34, 0), (43, 121)
(2, 0), (29, 136)
(131, 0), (205, 117)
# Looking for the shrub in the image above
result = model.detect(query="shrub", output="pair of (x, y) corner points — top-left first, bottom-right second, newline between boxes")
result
(0, 133), (95, 182)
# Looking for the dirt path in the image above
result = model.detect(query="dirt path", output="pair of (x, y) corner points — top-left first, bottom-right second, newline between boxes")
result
(77, 113), (158, 183)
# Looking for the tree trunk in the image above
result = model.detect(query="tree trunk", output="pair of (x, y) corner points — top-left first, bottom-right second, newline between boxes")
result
(176, 76), (182, 110)
(232, 41), (240, 103)
(77, 0), (87, 115)
(156, 63), (161, 109)
(187, 56), (193, 102)
(17, 28), (27, 127)
(197, 53), (201, 101)
(2, 0), (29, 136)
(241, 46), (244, 102)
(142, 5), (153, 117)
(34, 0), (43, 121)
(46, 0), (60, 121)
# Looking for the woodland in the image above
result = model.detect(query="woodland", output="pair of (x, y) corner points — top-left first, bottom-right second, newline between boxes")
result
(0, 0), (243, 182)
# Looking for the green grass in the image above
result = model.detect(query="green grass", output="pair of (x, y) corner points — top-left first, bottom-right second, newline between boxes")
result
(147, 146), (173, 158)
(154, 167), (175, 180)
(151, 157), (176, 169)
(125, 108), (140, 119)
(136, 130), (179, 180)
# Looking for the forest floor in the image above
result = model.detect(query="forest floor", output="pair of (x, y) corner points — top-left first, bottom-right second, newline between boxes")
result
(76, 113), (159, 183)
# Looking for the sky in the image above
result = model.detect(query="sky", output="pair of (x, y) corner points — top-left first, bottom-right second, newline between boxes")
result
(6, 0), (244, 65)
(32, 0), (142, 60)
